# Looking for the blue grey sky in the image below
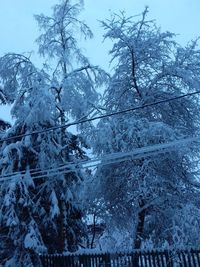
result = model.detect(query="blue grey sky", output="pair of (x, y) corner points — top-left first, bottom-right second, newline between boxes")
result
(0, 0), (199, 122)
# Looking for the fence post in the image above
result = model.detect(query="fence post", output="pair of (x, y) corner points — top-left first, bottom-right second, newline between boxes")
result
(100, 252), (110, 267)
(40, 255), (48, 267)
(130, 251), (139, 267)
(165, 250), (173, 267)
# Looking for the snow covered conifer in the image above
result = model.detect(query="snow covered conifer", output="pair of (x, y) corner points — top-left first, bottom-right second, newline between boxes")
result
(0, 0), (106, 266)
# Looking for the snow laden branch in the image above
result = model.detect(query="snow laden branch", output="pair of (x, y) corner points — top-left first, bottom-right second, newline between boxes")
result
(0, 1), (107, 266)
(88, 8), (200, 252)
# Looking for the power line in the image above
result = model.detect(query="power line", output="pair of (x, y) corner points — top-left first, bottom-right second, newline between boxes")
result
(0, 135), (199, 183)
(1, 90), (200, 144)
(0, 161), (72, 180)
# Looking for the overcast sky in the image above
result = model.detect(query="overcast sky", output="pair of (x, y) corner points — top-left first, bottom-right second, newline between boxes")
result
(0, 0), (199, 122)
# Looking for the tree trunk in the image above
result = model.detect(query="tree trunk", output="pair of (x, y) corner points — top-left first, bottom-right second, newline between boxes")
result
(90, 214), (96, 249)
(133, 199), (146, 267)
(134, 204), (146, 249)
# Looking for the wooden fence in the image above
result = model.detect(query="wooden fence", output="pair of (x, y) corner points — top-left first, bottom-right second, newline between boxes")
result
(40, 248), (200, 267)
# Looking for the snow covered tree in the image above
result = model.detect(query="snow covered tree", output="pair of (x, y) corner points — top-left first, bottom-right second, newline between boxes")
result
(0, 0), (106, 266)
(90, 8), (200, 251)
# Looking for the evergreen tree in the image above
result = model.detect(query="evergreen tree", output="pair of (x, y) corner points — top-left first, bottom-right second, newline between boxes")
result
(90, 8), (200, 250)
(0, 0), (106, 266)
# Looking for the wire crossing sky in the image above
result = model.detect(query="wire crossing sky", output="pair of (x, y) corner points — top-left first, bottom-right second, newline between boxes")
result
(1, 90), (200, 143)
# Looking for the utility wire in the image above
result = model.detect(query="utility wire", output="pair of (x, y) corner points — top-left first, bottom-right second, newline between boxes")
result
(0, 135), (199, 183)
(1, 90), (200, 144)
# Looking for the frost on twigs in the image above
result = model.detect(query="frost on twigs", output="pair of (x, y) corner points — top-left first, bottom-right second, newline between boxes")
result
(88, 8), (200, 251)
